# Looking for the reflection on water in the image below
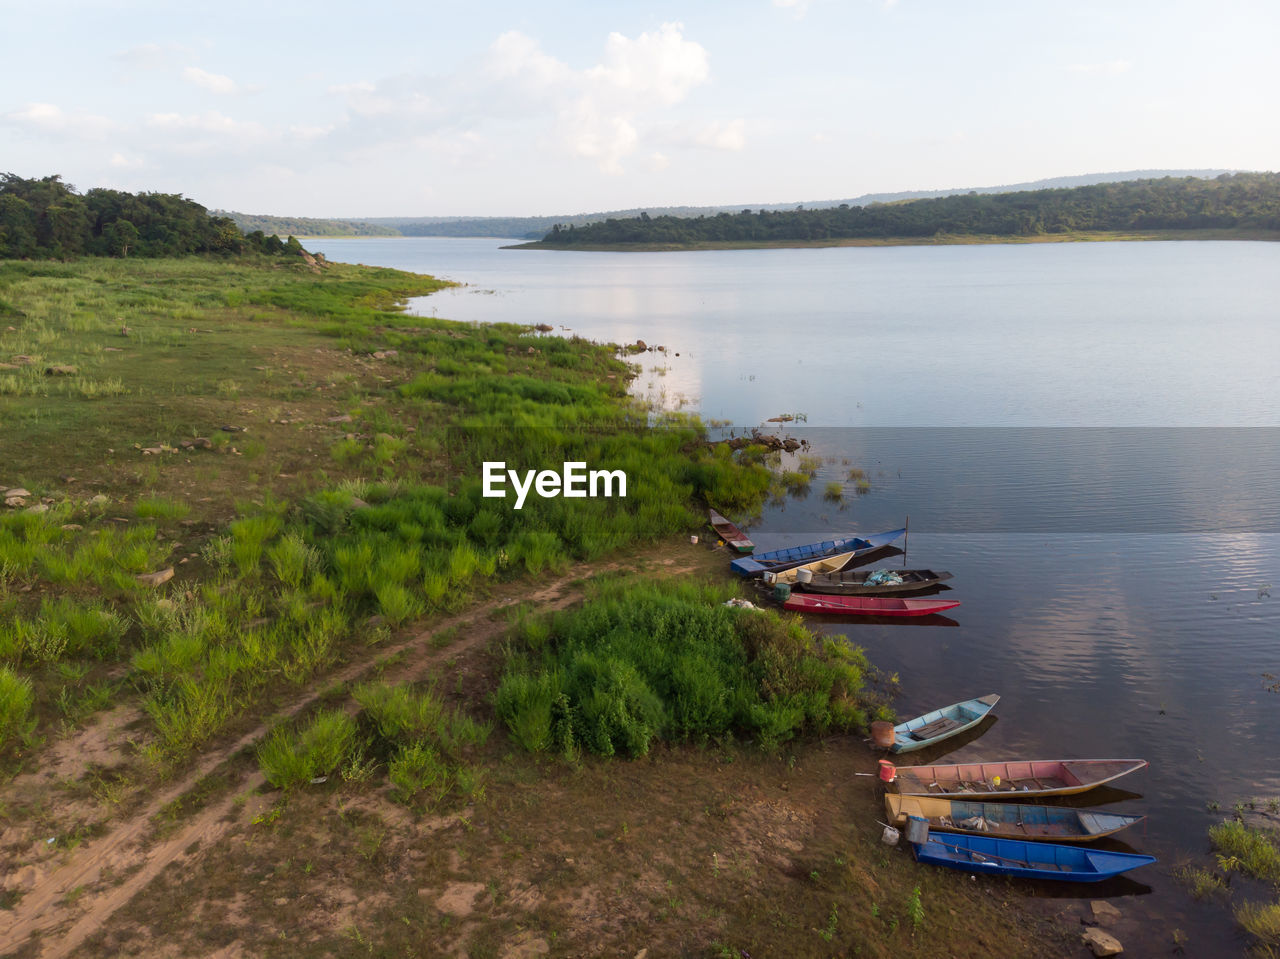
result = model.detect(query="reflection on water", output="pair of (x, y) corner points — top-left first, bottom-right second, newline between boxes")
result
(308, 235), (1280, 958)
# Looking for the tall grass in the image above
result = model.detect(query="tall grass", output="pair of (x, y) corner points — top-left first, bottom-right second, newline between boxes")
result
(495, 579), (870, 757)
(258, 709), (361, 789)
(0, 666), (35, 748)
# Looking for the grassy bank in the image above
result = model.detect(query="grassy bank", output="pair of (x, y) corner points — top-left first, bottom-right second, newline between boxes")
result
(509, 226), (1280, 252)
(0, 253), (1072, 957)
(0, 254), (776, 769)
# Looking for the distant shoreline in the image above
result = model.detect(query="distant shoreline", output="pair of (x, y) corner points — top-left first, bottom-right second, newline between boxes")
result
(506, 227), (1280, 252)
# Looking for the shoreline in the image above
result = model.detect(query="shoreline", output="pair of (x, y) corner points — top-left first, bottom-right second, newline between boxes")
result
(0, 253), (1084, 957)
(507, 227), (1280, 252)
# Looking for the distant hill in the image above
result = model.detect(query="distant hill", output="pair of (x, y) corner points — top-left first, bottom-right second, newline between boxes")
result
(528, 172), (1280, 249)
(222, 170), (1236, 240)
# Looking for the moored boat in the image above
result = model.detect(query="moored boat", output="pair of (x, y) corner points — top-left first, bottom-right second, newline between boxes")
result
(708, 509), (753, 553)
(886, 795), (1146, 842)
(761, 550), (860, 585)
(730, 527), (906, 578)
(909, 828), (1156, 882)
(783, 594), (960, 617)
(889, 694), (999, 753)
(797, 568), (953, 595)
(891, 759), (1148, 799)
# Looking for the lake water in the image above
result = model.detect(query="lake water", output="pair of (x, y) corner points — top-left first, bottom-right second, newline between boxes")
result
(312, 236), (1280, 957)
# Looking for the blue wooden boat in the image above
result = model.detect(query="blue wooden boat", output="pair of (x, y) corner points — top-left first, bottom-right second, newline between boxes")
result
(886, 795), (1146, 842)
(889, 694), (999, 754)
(909, 826), (1156, 881)
(730, 527), (906, 578)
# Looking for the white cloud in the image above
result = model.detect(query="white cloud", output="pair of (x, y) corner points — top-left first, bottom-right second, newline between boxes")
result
(110, 151), (146, 169)
(696, 118), (746, 151)
(562, 104), (638, 175)
(1067, 59), (1132, 75)
(587, 23), (710, 105)
(773, 0), (811, 16)
(648, 152), (670, 171)
(184, 66), (244, 94)
(486, 31), (572, 90)
(476, 23), (711, 173)
(6, 102), (115, 139)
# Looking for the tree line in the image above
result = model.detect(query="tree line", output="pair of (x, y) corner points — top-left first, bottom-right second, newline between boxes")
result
(0, 174), (304, 259)
(219, 210), (399, 238)
(535, 173), (1280, 247)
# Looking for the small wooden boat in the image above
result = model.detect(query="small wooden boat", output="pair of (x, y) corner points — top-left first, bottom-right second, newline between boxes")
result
(708, 509), (753, 553)
(783, 595), (960, 617)
(891, 759), (1148, 799)
(797, 568), (953, 595)
(889, 694), (999, 753)
(886, 795), (1146, 842)
(910, 829), (1156, 882)
(761, 551), (860, 586)
(730, 527), (905, 578)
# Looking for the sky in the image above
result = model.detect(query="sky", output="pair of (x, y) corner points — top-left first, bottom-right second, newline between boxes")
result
(3, 0), (1277, 218)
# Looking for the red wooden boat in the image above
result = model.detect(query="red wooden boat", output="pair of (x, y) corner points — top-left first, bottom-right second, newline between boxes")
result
(708, 509), (753, 553)
(782, 594), (960, 616)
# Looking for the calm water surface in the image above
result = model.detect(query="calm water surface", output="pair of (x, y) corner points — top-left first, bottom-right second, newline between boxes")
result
(312, 236), (1280, 957)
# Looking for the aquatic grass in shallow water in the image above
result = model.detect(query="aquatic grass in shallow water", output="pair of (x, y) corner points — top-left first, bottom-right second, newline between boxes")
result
(1236, 899), (1280, 950)
(1210, 818), (1280, 882)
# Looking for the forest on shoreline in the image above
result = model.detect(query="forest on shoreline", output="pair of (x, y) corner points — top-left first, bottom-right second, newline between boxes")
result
(0, 173), (301, 259)
(527, 172), (1280, 249)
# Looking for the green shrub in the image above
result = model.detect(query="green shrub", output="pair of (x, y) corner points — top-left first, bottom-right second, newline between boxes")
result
(258, 709), (360, 789)
(496, 579), (870, 757)
(388, 741), (451, 805)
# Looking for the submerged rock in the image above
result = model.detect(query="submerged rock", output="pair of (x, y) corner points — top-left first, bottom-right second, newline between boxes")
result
(1082, 927), (1123, 957)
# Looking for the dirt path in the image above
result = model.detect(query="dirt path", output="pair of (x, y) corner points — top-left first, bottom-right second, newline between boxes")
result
(0, 554), (701, 958)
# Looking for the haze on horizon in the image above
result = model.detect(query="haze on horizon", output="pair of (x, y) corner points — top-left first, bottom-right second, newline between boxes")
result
(3, 0), (1276, 219)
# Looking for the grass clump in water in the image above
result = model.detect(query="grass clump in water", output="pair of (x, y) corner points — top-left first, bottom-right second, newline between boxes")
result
(1236, 899), (1280, 951)
(1210, 818), (1280, 882)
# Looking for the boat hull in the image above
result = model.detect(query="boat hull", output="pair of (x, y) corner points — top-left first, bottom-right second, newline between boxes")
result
(784, 595), (960, 617)
(798, 568), (953, 595)
(729, 527), (905, 578)
(889, 694), (999, 753)
(910, 830), (1156, 881)
(886, 795), (1145, 842)
(891, 759), (1148, 799)
(708, 509), (753, 553)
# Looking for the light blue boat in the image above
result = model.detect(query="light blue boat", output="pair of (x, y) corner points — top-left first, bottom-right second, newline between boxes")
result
(890, 693), (999, 754)
(729, 527), (906, 578)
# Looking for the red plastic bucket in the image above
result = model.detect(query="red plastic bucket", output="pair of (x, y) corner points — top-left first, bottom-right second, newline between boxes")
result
(877, 759), (897, 783)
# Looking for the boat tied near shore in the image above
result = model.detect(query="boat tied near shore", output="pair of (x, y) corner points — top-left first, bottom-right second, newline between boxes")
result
(707, 508), (753, 553)
(886, 795), (1146, 842)
(887, 694), (999, 753)
(890, 758), (1149, 799)
(730, 527), (906, 578)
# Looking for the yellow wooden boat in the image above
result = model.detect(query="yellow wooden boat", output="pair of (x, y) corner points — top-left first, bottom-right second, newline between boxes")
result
(885, 794), (1145, 842)
(762, 550), (858, 586)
